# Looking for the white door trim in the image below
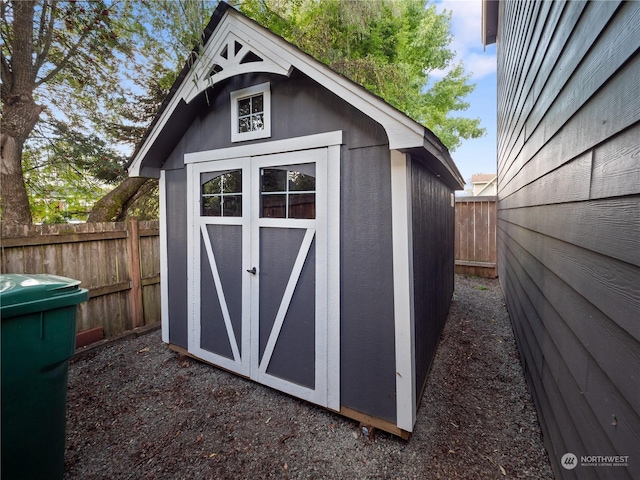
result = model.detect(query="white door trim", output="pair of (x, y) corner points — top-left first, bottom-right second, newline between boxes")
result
(184, 131), (343, 164)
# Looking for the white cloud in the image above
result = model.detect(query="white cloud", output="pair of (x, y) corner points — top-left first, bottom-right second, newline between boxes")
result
(464, 52), (496, 79)
(434, 0), (496, 80)
(429, 66), (452, 80)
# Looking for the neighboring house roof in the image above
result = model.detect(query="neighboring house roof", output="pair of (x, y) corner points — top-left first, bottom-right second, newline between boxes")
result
(471, 173), (497, 196)
(127, 1), (464, 190)
(471, 173), (497, 183)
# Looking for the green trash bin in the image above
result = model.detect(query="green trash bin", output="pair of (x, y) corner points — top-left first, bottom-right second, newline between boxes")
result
(1, 274), (88, 480)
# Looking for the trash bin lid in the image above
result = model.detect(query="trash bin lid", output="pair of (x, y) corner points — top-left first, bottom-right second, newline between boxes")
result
(0, 274), (83, 307)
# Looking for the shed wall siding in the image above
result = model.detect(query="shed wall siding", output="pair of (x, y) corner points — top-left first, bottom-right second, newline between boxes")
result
(411, 157), (455, 402)
(496, 1), (640, 478)
(340, 144), (396, 423)
(165, 168), (189, 348)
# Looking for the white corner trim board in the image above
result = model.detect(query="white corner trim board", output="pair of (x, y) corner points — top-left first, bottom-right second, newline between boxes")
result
(159, 170), (170, 344)
(326, 143), (341, 412)
(390, 149), (416, 432)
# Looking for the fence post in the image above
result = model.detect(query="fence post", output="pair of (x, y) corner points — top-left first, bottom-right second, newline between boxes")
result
(126, 217), (144, 328)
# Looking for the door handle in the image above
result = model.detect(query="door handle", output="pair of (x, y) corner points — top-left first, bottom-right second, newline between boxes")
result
(246, 267), (256, 275)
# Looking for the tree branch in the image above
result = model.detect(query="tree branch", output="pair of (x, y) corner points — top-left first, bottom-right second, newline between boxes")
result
(35, 0), (51, 53)
(87, 177), (149, 223)
(178, 0), (188, 19)
(33, 0), (57, 78)
(0, 1), (13, 59)
(35, 26), (93, 87)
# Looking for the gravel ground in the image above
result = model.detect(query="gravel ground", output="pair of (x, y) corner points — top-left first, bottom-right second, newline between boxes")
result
(64, 275), (553, 479)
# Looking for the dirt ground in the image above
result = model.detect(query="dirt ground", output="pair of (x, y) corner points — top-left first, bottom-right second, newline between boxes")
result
(64, 275), (553, 479)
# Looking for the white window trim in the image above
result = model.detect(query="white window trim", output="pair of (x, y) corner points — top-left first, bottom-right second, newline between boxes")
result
(231, 82), (271, 143)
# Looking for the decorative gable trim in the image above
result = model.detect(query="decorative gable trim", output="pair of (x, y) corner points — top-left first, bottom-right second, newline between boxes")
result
(182, 16), (292, 104)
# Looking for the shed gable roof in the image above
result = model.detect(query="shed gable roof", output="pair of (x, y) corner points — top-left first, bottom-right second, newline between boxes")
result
(128, 2), (463, 189)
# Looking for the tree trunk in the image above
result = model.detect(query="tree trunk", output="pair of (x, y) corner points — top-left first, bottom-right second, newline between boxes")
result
(0, 1), (42, 225)
(0, 99), (45, 226)
(0, 133), (32, 225)
(87, 177), (150, 222)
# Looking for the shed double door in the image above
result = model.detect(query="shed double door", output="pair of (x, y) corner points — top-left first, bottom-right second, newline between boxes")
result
(188, 148), (330, 407)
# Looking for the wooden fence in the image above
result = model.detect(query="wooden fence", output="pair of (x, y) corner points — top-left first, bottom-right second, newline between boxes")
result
(1, 219), (160, 342)
(455, 196), (497, 278)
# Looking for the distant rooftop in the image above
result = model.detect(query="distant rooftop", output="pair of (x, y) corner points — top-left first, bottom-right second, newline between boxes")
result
(471, 173), (497, 183)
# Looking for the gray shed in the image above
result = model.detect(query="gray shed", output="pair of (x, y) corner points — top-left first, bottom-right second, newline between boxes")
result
(129, 1), (464, 437)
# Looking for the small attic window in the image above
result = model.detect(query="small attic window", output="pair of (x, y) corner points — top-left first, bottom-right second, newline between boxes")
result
(230, 82), (271, 142)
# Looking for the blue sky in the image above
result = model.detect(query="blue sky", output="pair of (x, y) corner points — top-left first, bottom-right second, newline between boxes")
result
(434, 0), (497, 190)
